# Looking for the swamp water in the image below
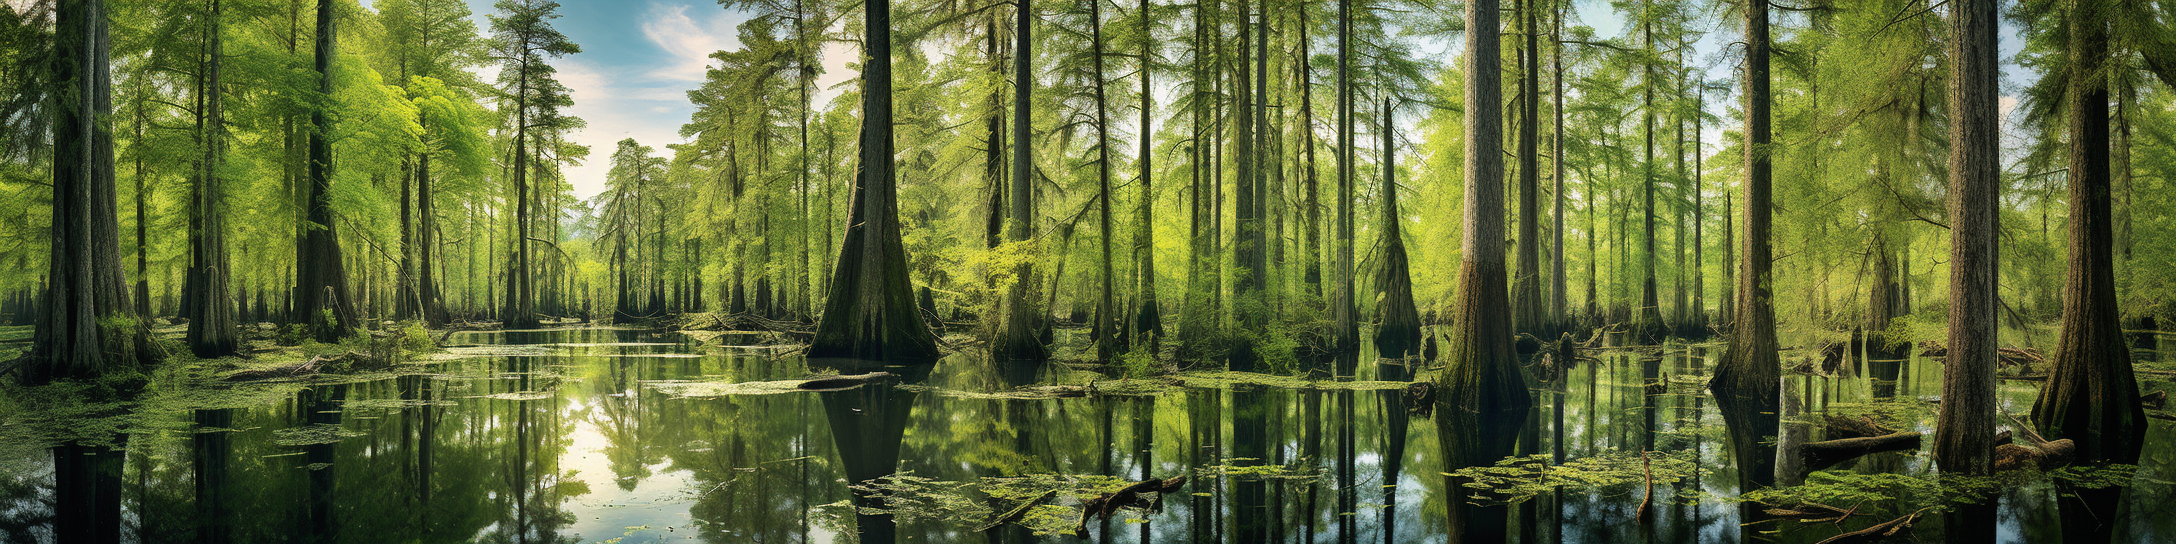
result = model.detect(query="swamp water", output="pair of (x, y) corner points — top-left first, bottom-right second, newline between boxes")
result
(1, 326), (2172, 543)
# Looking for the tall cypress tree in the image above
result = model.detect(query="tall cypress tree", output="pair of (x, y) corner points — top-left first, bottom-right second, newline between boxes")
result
(1510, 0), (1546, 340)
(809, 0), (942, 360)
(292, 0), (358, 343)
(2030, 0), (2146, 464)
(186, 0), (237, 358)
(27, 0), (156, 383)
(1710, 0), (1779, 490)
(991, 0), (1048, 361)
(489, 0), (579, 330)
(1934, 0), (1999, 475)
(1372, 98), (1419, 358)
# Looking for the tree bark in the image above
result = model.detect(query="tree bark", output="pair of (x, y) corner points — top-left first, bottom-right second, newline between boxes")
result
(1092, 0), (1120, 362)
(187, 0), (238, 358)
(28, 0), (155, 383)
(1549, 0), (1567, 331)
(293, 0), (358, 342)
(2030, 0), (2146, 465)
(1635, 3), (1664, 343)
(1511, 0), (1546, 339)
(1710, 0), (1778, 490)
(1437, 0), (1529, 477)
(1133, 0), (1162, 346)
(991, 0), (1047, 361)
(1297, 1), (1322, 303)
(1373, 99), (1420, 359)
(1937, 19), (2000, 468)
(810, 0), (942, 360)
(1331, 0), (1357, 352)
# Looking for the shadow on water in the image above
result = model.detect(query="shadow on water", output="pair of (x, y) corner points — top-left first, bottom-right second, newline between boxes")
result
(1, 327), (2172, 542)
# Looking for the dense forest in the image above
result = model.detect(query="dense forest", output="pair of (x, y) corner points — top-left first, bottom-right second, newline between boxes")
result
(3, 0), (2176, 541)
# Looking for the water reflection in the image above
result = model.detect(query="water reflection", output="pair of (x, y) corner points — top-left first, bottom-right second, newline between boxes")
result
(0, 328), (2169, 542)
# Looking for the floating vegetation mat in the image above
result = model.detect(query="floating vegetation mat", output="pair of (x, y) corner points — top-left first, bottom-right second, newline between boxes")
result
(1805, 400), (1924, 433)
(1170, 371), (1412, 391)
(1445, 450), (1702, 506)
(1739, 464), (2138, 516)
(1197, 459), (1325, 482)
(896, 384), (1097, 400)
(271, 423), (366, 446)
(465, 391), (555, 401)
(846, 471), (1156, 536)
(431, 344), (566, 359)
(642, 378), (813, 397)
(338, 397), (458, 411)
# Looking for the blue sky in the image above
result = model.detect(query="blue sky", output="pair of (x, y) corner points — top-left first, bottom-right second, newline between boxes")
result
(414, 0), (855, 198)
(386, 1), (2030, 199)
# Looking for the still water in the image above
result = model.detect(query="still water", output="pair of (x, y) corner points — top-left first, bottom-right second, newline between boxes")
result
(1, 326), (2171, 543)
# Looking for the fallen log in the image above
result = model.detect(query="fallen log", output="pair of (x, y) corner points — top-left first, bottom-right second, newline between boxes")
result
(1823, 415), (1899, 440)
(1800, 432), (1923, 473)
(1764, 502), (1862, 523)
(1991, 415), (2074, 472)
(1074, 476), (1186, 537)
(797, 372), (895, 390)
(975, 489), (1058, 532)
(1813, 507), (1929, 544)
(224, 354), (340, 381)
(1992, 438), (2074, 472)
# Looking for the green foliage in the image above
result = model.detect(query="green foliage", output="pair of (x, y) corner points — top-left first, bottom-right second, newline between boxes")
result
(399, 320), (436, 353)
(1115, 340), (1162, 378)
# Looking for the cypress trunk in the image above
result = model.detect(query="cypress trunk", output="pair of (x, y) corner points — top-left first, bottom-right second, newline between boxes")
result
(27, 0), (155, 383)
(1510, 0), (1545, 339)
(293, 0), (357, 342)
(1710, 0), (1779, 491)
(1549, 0), (1567, 331)
(1230, 0), (1265, 370)
(991, 0), (1047, 361)
(1635, 4), (1664, 343)
(1934, 0), (1999, 475)
(1331, 0), (1357, 352)
(187, 0), (238, 358)
(810, 0), (942, 360)
(1372, 99), (1420, 359)
(2030, 0), (2146, 464)
(1133, 0), (1162, 346)
(1437, 3), (1528, 540)
(1092, 0), (1120, 362)
(1297, 2), (1322, 303)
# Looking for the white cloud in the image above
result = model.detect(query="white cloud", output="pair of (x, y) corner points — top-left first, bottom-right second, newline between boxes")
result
(640, 4), (746, 84)
(555, 59), (690, 200)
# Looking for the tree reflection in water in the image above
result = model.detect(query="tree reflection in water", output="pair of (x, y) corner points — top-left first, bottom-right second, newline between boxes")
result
(0, 328), (2168, 542)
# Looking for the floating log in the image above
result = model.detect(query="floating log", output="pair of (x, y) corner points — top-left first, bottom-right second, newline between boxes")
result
(1799, 432), (1923, 473)
(1823, 415), (1898, 440)
(797, 372), (895, 390)
(223, 354), (342, 381)
(1992, 438), (2074, 472)
(1764, 502), (1861, 523)
(1812, 507), (1929, 544)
